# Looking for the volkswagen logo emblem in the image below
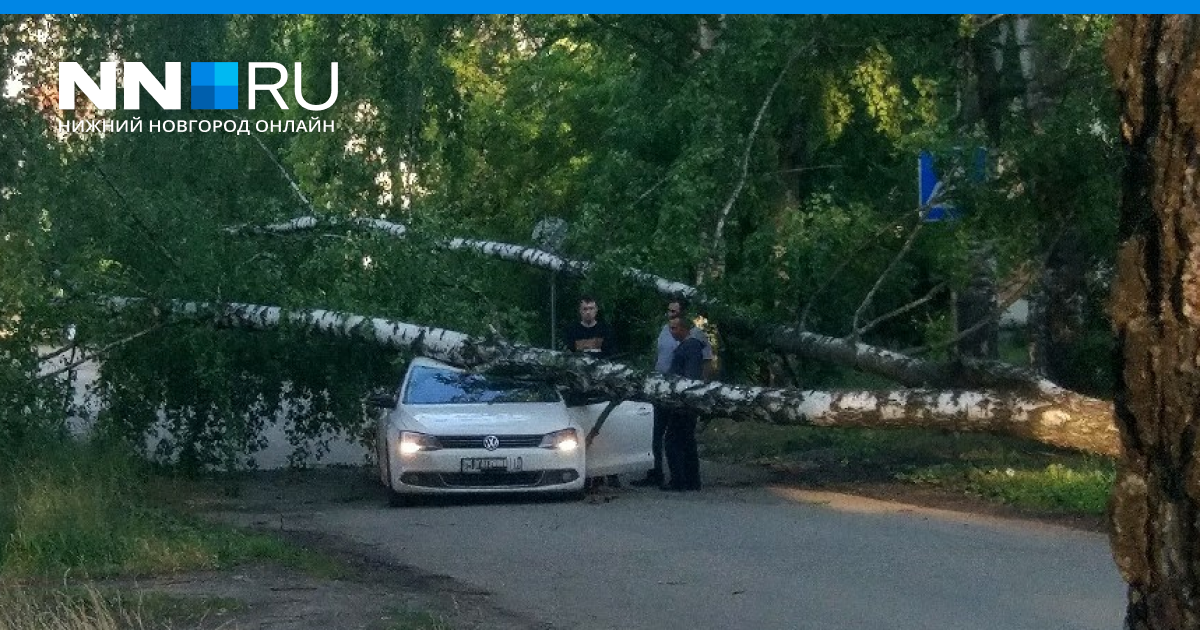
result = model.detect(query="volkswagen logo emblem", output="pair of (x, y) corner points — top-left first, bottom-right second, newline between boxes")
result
(482, 435), (500, 451)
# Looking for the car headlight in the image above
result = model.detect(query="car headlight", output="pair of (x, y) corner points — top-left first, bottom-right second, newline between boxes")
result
(398, 431), (441, 455)
(540, 428), (579, 452)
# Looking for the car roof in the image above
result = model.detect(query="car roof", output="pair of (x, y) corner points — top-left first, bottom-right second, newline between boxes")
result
(408, 356), (462, 372)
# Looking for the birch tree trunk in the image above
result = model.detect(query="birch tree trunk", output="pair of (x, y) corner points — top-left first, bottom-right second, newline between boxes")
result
(1030, 227), (1090, 388)
(102, 297), (1120, 456)
(953, 15), (1013, 361)
(236, 216), (1071, 393)
(1107, 15), (1200, 629)
(1018, 15), (1092, 390)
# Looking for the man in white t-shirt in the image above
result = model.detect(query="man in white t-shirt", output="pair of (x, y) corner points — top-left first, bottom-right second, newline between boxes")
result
(630, 299), (713, 488)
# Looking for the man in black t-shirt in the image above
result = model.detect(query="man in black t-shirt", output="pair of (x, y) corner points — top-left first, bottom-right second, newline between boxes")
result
(562, 295), (616, 357)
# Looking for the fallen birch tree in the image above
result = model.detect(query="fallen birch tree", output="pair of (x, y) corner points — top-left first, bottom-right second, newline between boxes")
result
(233, 216), (1070, 388)
(103, 297), (1120, 456)
(230, 214), (1118, 447)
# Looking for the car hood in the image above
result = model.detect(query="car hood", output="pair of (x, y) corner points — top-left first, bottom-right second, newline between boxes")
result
(398, 402), (573, 435)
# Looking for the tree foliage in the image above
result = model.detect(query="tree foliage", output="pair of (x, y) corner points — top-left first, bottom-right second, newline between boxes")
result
(0, 15), (1121, 468)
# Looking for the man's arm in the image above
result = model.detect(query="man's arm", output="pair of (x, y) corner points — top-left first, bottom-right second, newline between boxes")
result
(689, 327), (715, 381)
(682, 340), (704, 380)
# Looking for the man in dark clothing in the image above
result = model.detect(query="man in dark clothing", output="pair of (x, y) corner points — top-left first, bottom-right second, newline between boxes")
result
(562, 295), (617, 357)
(663, 315), (703, 491)
(631, 299), (713, 488)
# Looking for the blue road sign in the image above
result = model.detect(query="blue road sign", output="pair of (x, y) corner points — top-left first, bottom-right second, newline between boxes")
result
(919, 147), (989, 222)
(918, 150), (960, 222)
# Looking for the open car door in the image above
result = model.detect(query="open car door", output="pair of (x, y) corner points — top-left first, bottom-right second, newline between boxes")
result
(564, 394), (654, 478)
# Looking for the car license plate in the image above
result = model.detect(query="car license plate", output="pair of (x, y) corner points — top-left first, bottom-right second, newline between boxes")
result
(461, 457), (508, 473)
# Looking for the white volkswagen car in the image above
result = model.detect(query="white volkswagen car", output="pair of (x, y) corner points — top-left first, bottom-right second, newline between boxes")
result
(372, 357), (653, 506)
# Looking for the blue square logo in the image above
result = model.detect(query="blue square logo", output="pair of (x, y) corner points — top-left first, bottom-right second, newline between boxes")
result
(191, 62), (237, 110)
(214, 63), (237, 85)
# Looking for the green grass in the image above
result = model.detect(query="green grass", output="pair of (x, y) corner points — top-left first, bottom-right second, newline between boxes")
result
(0, 583), (138, 630)
(0, 583), (244, 630)
(381, 606), (454, 630)
(0, 580), (243, 628)
(116, 590), (245, 626)
(0, 440), (342, 579)
(0, 439), (466, 630)
(700, 419), (1116, 516)
(898, 463), (1115, 514)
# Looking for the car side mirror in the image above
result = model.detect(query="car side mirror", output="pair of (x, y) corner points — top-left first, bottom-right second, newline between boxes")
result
(367, 393), (397, 409)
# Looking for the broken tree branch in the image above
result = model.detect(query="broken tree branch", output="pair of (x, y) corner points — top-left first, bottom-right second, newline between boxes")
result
(37, 343), (78, 365)
(704, 44), (808, 284)
(855, 280), (948, 337)
(798, 221), (897, 330)
(904, 215), (1071, 356)
(850, 216), (926, 338)
(586, 400), (623, 447)
(235, 114), (313, 210)
(37, 323), (164, 381)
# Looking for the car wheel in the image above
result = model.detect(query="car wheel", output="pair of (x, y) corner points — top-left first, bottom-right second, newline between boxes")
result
(381, 445), (411, 507)
(376, 450), (386, 486)
(376, 429), (389, 486)
(388, 489), (414, 508)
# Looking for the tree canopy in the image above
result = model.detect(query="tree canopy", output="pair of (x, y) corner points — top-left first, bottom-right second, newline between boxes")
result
(1, 15), (1120, 467)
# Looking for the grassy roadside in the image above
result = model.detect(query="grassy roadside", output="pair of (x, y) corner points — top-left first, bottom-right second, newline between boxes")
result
(0, 439), (342, 629)
(0, 584), (244, 630)
(699, 419), (1116, 517)
(0, 441), (341, 579)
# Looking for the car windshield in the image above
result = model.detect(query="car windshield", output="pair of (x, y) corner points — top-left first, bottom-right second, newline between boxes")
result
(403, 366), (561, 405)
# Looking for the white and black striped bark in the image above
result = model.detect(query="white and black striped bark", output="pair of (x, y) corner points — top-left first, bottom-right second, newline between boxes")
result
(103, 297), (1119, 456)
(233, 215), (1066, 393)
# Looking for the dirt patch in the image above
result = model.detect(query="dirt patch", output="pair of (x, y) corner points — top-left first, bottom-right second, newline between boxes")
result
(186, 468), (560, 629)
(123, 465), (653, 630)
(97, 564), (409, 630)
(771, 481), (1109, 533)
(57, 524), (551, 630)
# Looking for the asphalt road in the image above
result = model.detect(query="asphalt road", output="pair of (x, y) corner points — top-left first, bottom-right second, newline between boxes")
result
(223, 468), (1126, 630)
(60, 353), (1126, 627)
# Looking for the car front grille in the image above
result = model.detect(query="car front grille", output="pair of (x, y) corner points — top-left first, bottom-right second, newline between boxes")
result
(435, 434), (544, 449)
(399, 469), (580, 489)
(440, 472), (543, 487)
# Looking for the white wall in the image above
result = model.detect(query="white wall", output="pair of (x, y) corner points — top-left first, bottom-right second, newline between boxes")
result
(1000, 298), (1030, 328)
(47, 351), (368, 470)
